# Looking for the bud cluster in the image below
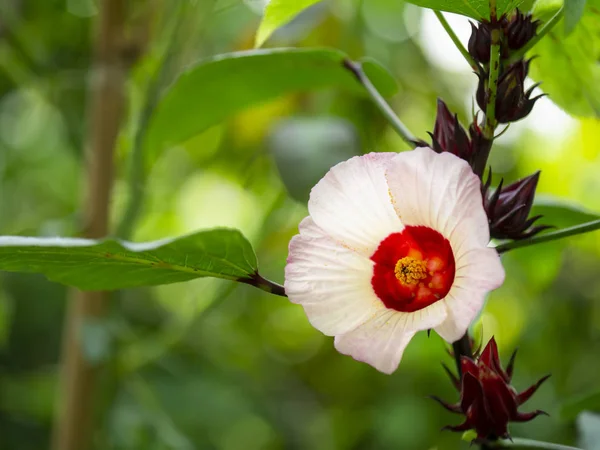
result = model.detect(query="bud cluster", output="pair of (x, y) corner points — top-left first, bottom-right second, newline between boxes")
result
(476, 59), (544, 124)
(468, 10), (540, 64)
(470, 10), (543, 125)
(433, 337), (550, 442)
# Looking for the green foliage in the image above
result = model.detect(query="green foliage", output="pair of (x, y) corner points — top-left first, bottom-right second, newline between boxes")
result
(403, 0), (527, 19)
(564, 0), (588, 34)
(562, 392), (600, 420)
(146, 48), (397, 161)
(530, 0), (600, 117)
(532, 195), (600, 229)
(0, 230), (257, 290)
(255, 0), (323, 47)
(269, 117), (361, 202)
(1, 1), (599, 449)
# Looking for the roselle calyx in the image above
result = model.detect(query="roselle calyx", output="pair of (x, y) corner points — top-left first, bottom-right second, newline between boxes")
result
(483, 171), (551, 240)
(468, 21), (493, 64)
(506, 10), (540, 51)
(476, 59), (544, 124)
(429, 99), (492, 175)
(433, 337), (550, 441)
(468, 10), (539, 64)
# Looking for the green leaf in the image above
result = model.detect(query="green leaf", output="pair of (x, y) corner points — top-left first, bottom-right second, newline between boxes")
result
(255, 0), (323, 48)
(0, 229), (258, 291)
(269, 117), (361, 202)
(146, 48), (398, 159)
(531, 195), (600, 230)
(562, 392), (600, 420)
(403, 0), (527, 20)
(529, 0), (600, 117)
(564, 0), (587, 34)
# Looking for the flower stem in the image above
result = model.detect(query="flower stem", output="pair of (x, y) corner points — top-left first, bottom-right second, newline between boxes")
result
(496, 218), (600, 253)
(452, 333), (473, 377)
(484, 29), (502, 137)
(243, 273), (287, 297)
(434, 10), (480, 71)
(507, 7), (564, 65)
(343, 59), (420, 148)
(492, 437), (582, 450)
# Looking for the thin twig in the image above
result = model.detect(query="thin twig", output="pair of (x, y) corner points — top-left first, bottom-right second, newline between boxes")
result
(496, 218), (600, 253)
(343, 59), (420, 148)
(434, 11), (480, 71)
(492, 437), (582, 450)
(507, 8), (564, 65)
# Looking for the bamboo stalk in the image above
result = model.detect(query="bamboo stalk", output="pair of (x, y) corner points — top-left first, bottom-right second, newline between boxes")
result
(51, 2), (127, 449)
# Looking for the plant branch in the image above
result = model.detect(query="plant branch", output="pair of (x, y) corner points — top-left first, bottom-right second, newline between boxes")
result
(343, 59), (420, 148)
(507, 7), (564, 65)
(496, 219), (600, 253)
(51, 1), (127, 450)
(484, 29), (501, 137)
(434, 11), (480, 71)
(492, 437), (582, 450)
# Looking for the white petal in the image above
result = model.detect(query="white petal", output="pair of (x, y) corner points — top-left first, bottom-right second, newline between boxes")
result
(385, 147), (490, 253)
(334, 302), (447, 374)
(285, 217), (384, 336)
(434, 247), (505, 342)
(308, 152), (403, 256)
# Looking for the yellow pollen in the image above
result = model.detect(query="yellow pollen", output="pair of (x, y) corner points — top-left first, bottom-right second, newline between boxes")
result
(394, 257), (428, 285)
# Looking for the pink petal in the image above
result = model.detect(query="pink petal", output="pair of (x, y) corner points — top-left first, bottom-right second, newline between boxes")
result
(308, 153), (403, 257)
(334, 302), (447, 374)
(285, 217), (384, 336)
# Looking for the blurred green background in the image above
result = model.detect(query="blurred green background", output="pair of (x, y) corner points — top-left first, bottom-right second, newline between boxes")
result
(1, 0), (599, 449)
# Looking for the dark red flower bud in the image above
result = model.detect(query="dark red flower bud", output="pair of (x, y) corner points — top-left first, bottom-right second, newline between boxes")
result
(468, 22), (492, 64)
(506, 10), (540, 51)
(476, 60), (544, 124)
(469, 121), (492, 178)
(433, 337), (550, 441)
(430, 99), (474, 164)
(483, 171), (552, 240)
(429, 100), (492, 178)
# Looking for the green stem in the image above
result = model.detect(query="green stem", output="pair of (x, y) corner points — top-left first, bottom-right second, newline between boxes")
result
(507, 7), (564, 65)
(496, 219), (600, 253)
(490, 0), (497, 21)
(485, 29), (502, 137)
(493, 437), (582, 450)
(434, 10), (480, 71)
(343, 59), (420, 148)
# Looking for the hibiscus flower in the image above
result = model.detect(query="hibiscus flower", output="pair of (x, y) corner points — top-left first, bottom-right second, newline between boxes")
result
(285, 147), (505, 374)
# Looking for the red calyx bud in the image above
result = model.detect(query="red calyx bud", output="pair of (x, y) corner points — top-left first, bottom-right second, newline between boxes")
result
(468, 22), (492, 64)
(506, 10), (540, 51)
(476, 60), (545, 124)
(429, 100), (492, 177)
(430, 99), (474, 164)
(433, 337), (550, 442)
(483, 171), (552, 240)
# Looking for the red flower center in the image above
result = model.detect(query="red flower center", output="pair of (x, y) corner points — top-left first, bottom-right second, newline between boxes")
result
(370, 226), (455, 312)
